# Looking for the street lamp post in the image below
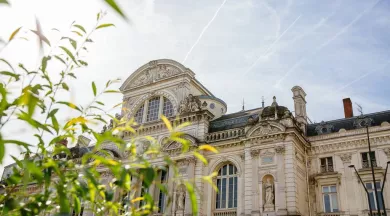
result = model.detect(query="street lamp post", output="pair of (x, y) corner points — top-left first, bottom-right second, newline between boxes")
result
(349, 165), (374, 216)
(366, 125), (383, 216)
(380, 161), (390, 216)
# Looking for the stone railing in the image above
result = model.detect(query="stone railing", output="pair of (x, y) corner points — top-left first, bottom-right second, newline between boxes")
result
(206, 128), (245, 142)
(318, 212), (344, 216)
(362, 160), (377, 168)
(213, 209), (237, 216)
(320, 165), (334, 173)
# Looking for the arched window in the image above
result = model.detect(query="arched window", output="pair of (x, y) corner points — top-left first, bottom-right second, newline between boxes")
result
(216, 164), (238, 209)
(134, 96), (175, 123)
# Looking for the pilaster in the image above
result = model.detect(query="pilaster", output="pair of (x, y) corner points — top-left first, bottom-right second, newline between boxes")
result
(244, 141), (252, 216)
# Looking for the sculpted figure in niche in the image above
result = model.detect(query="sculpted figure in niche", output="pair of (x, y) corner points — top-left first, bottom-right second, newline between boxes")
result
(176, 186), (186, 210)
(263, 176), (275, 211)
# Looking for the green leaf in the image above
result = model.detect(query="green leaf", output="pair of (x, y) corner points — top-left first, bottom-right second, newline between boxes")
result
(73, 195), (81, 213)
(96, 23), (115, 30)
(0, 71), (20, 81)
(62, 83), (69, 91)
(78, 60), (88, 66)
(104, 90), (120, 93)
(0, 136), (4, 163)
(41, 56), (51, 72)
(0, 0), (9, 5)
(57, 101), (82, 112)
(96, 101), (104, 106)
(185, 182), (198, 216)
(51, 115), (59, 134)
(72, 31), (83, 37)
(54, 55), (66, 65)
(73, 24), (86, 33)
(48, 108), (58, 117)
(92, 82), (97, 96)
(59, 46), (78, 65)
(104, 0), (128, 21)
(193, 151), (208, 165)
(0, 58), (15, 72)
(86, 38), (93, 43)
(68, 73), (77, 79)
(140, 167), (155, 188)
(8, 26), (22, 41)
(69, 38), (77, 49)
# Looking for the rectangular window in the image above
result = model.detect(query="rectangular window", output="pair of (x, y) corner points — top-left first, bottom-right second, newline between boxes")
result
(146, 97), (160, 122)
(322, 185), (339, 213)
(361, 152), (377, 168)
(366, 182), (384, 211)
(228, 178), (234, 208)
(216, 179), (221, 209)
(158, 169), (168, 213)
(320, 157), (334, 173)
(233, 176), (237, 208)
(221, 178), (227, 208)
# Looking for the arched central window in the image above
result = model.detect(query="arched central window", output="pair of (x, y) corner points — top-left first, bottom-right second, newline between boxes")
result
(134, 96), (174, 123)
(216, 164), (238, 209)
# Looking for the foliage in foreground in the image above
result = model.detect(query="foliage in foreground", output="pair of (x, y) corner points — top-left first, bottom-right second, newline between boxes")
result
(0, 11), (218, 216)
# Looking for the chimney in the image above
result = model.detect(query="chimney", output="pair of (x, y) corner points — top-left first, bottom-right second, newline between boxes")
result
(343, 98), (353, 118)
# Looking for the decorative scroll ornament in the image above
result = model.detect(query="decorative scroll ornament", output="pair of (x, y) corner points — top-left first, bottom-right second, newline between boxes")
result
(178, 94), (202, 114)
(353, 115), (373, 128)
(315, 121), (334, 135)
(383, 148), (390, 159)
(339, 153), (352, 164)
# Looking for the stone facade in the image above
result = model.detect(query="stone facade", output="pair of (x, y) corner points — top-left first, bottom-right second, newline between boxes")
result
(2, 59), (390, 216)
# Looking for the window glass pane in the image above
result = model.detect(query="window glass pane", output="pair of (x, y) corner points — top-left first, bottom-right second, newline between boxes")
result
(376, 182), (381, 190)
(324, 194), (331, 212)
(378, 191), (384, 210)
(146, 97), (160, 122)
(229, 164), (233, 175)
(362, 153), (368, 161)
(370, 152), (376, 160)
(134, 104), (144, 123)
(216, 179), (221, 209)
(327, 157), (333, 165)
(222, 165), (227, 175)
(369, 192), (376, 210)
(320, 158), (326, 166)
(218, 168), (221, 176)
(322, 186), (329, 193)
(331, 194), (338, 212)
(233, 166), (237, 174)
(228, 177), (233, 208)
(330, 186), (337, 193)
(162, 98), (174, 117)
(233, 176), (238, 207)
(221, 178), (227, 208)
(366, 182), (373, 190)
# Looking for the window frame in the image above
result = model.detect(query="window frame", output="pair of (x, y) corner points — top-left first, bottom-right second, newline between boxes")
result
(320, 157), (334, 173)
(361, 151), (377, 169)
(157, 169), (168, 213)
(322, 185), (339, 213)
(215, 164), (238, 210)
(134, 96), (175, 124)
(365, 181), (384, 211)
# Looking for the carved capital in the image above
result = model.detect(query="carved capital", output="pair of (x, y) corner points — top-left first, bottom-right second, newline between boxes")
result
(339, 153), (352, 164)
(275, 145), (285, 154)
(251, 149), (261, 158)
(383, 148), (390, 159)
(240, 154), (245, 161)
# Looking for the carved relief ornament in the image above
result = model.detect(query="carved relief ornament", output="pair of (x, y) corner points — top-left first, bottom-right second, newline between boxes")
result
(178, 94), (202, 114)
(275, 145), (285, 154)
(130, 64), (182, 88)
(339, 153), (352, 164)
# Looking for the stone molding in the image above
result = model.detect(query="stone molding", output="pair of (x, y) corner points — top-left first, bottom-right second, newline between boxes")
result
(176, 156), (197, 166)
(246, 121), (286, 138)
(275, 145), (285, 154)
(311, 135), (390, 154)
(308, 125), (390, 142)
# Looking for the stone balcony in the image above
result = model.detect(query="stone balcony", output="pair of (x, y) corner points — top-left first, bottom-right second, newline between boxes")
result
(206, 128), (245, 143)
(213, 209), (237, 216)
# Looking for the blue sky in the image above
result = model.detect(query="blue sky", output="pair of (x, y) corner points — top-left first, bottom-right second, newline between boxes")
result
(0, 0), (390, 170)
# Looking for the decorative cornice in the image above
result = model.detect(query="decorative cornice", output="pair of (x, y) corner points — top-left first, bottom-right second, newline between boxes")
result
(176, 156), (197, 166)
(308, 125), (390, 142)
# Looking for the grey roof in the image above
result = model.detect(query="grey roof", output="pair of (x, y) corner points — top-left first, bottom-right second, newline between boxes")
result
(198, 95), (227, 107)
(209, 108), (262, 132)
(307, 110), (390, 136)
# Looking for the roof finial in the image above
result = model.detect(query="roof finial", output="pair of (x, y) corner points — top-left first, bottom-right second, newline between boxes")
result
(271, 96), (278, 107)
(242, 98), (245, 111)
(262, 96), (265, 108)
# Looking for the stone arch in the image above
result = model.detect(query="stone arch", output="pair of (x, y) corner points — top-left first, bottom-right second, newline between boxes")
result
(209, 155), (243, 176)
(128, 89), (179, 118)
(259, 172), (278, 183)
(120, 59), (195, 91)
(246, 121), (286, 137)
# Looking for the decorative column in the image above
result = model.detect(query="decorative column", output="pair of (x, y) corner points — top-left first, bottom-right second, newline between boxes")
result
(251, 149), (261, 216)
(244, 141), (252, 216)
(275, 145), (287, 215)
(283, 143), (298, 214)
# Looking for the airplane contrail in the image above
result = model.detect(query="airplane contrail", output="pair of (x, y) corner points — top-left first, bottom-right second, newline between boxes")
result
(273, 0), (381, 87)
(243, 15), (301, 75)
(183, 0), (227, 63)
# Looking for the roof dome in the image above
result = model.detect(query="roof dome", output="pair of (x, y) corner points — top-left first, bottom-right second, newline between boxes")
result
(261, 96), (290, 119)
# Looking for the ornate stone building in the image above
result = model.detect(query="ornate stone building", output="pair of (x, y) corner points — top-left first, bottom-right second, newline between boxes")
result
(2, 59), (390, 216)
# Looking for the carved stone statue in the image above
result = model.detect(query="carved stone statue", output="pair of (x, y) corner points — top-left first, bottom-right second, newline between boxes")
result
(263, 178), (274, 211)
(178, 94), (202, 114)
(176, 187), (186, 210)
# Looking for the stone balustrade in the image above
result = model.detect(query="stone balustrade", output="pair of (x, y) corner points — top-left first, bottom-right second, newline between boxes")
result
(206, 128), (245, 142)
(213, 209), (237, 216)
